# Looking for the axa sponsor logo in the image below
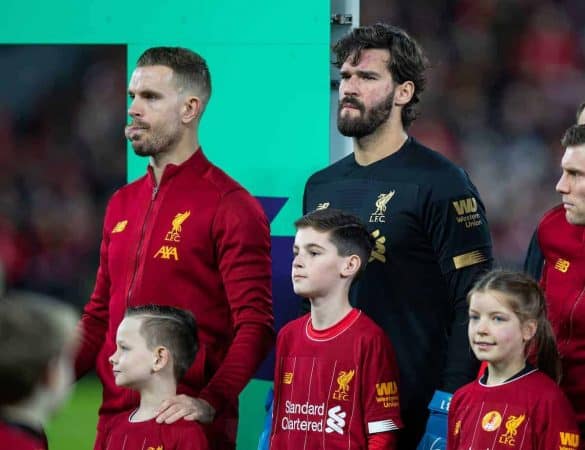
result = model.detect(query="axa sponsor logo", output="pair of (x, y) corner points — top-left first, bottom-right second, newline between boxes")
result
(154, 245), (179, 260)
(369, 229), (387, 263)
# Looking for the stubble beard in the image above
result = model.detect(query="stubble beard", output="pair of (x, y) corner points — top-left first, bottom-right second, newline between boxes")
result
(129, 123), (182, 157)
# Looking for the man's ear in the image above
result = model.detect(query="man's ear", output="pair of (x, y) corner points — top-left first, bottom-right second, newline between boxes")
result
(182, 96), (203, 124)
(152, 346), (171, 373)
(341, 255), (361, 278)
(394, 80), (415, 107)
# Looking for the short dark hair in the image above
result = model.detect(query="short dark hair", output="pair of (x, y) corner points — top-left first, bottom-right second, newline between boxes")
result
(125, 305), (199, 382)
(137, 47), (212, 110)
(294, 208), (373, 277)
(333, 23), (429, 128)
(561, 124), (585, 148)
(0, 292), (78, 405)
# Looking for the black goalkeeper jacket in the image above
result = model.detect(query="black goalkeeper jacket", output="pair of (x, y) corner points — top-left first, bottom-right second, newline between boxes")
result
(303, 137), (493, 447)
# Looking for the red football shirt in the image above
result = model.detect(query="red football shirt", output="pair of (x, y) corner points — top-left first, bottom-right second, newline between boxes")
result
(448, 369), (581, 450)
(270, 309), (402, 449)
(0, 420), (47, 450)
(102, 411), (209, 450)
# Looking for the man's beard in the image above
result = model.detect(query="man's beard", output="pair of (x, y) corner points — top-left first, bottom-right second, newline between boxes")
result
(337, 90), (394, 138)
(126, 123), (181, 157)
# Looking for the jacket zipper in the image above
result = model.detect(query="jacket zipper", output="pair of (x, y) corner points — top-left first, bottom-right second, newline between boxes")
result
(565, 283), (585, 345)
(126, 185), (159, 306)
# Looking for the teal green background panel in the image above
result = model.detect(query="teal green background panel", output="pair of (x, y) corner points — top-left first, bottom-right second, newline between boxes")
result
(1, 0), (326, 45)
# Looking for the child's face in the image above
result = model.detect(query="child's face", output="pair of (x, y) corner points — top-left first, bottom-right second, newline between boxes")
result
(468, 290), (534, 370)
(292, 227), (348, 299)
(109, 317), (155, 390)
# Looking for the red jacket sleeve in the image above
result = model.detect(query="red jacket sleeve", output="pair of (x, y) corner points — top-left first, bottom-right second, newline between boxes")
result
(74, 203), (112, 378)
(198, 190), (274, 410)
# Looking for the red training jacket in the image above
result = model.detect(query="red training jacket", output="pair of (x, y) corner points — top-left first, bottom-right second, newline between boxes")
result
(536, 205), (585, 428)
(75, 149), (274, 447)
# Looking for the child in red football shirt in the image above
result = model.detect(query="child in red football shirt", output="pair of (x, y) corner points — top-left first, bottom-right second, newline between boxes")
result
(103, 305), (208, 450)
(448, 270), (581, 450)
(270, 208), (402, 450)
(0, 292), (78, 450)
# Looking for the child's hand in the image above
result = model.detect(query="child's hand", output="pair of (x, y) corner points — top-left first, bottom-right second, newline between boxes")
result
(155, 395), (216, 424)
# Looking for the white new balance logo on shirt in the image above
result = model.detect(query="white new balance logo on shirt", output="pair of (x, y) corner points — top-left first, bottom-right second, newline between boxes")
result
(325, 406), (346, 434)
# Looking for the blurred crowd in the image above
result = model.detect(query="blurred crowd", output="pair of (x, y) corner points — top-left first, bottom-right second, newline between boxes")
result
(0, 46), (126, 306)
(0, 0), (584, 304)
(394, 0), (585, 265)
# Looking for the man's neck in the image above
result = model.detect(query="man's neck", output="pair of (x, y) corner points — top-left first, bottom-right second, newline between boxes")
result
(150, 134), (199, 185)
(133, 380), (178, 422)
(353, 119), (408, 166)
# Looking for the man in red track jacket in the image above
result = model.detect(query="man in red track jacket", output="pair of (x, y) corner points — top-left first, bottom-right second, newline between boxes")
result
(525, 122), (585, 438)
(75, 47), (274, 450)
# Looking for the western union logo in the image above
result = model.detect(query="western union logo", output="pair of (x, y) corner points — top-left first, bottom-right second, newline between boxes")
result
(555, 258), (570, 273)
(560, 431), (579, 448)
(452, 197), (477, 216)
(453, 250), (487, 269)
(112, 220), (128, 233)
(283, 372), (293, 384)
(375, 381), (398, 396)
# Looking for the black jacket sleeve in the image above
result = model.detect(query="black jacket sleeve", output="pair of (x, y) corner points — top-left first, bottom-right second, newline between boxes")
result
(524, 229), (544, 281)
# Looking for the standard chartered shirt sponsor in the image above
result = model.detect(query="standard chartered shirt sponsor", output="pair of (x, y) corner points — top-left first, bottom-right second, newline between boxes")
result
(281, 401), (325, 432)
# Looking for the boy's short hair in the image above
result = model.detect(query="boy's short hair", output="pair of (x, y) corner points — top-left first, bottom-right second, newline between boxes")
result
(125, 305), (199, 382)
(295, 208), (374, 276)
(0, 292), (78, 405)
